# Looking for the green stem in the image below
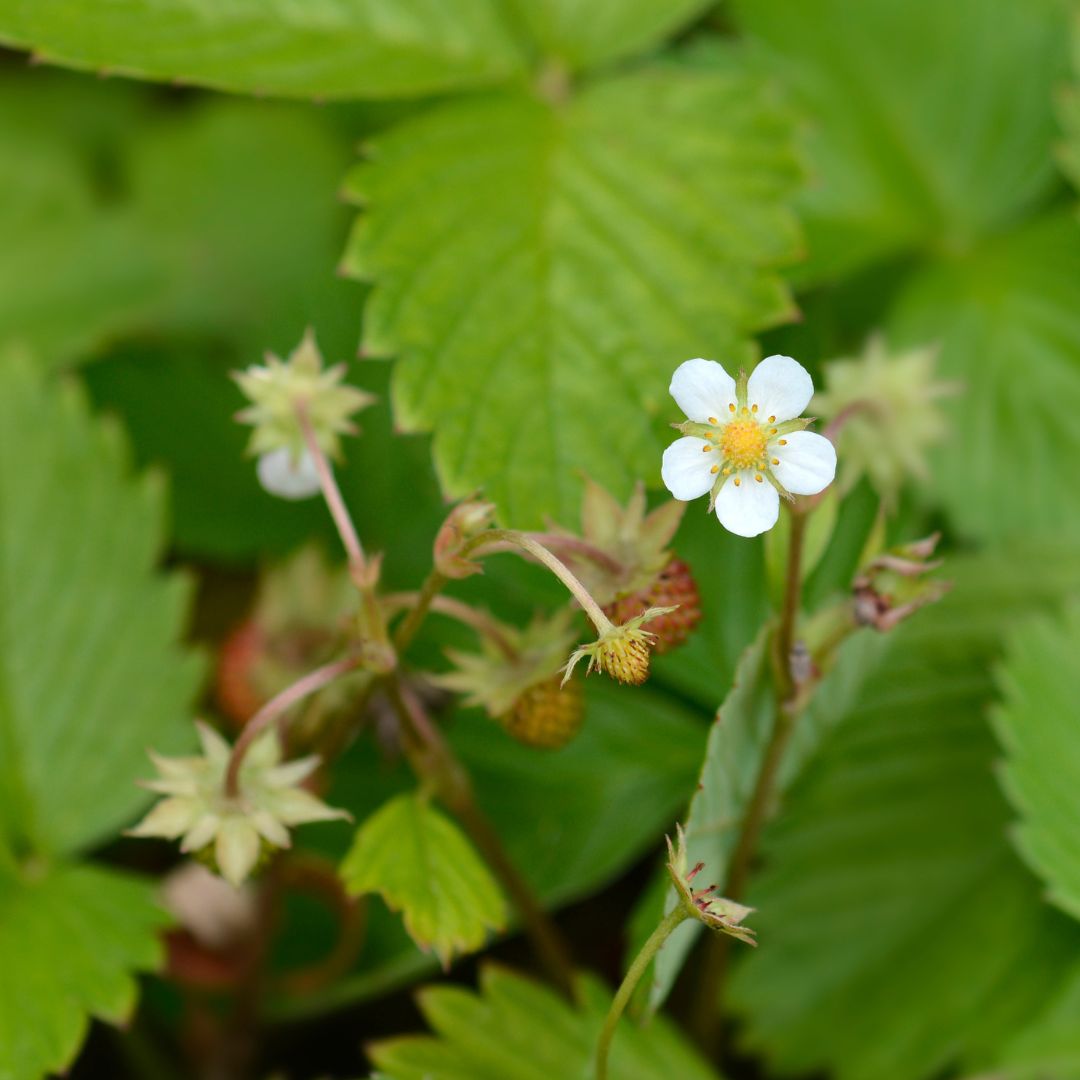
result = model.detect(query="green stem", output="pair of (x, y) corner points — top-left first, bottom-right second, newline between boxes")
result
(690, 506), (807, 1047)
(383, 590), (519, 660)
(382, 677), (578, 999)
(595, 906), (689, 1080)
(467, 530), (614, 634)
(389, 569), (447, 654)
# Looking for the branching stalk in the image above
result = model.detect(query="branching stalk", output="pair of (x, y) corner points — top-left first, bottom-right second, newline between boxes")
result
(383, 590), (519, 660)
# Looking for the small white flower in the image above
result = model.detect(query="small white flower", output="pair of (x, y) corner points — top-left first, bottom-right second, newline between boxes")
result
(129, 722), (349, 886)
(257, 446), (322, 500)
(661, 355), (837, 537)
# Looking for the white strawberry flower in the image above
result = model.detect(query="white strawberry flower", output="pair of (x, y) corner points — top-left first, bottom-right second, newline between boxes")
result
(661, 355), (837, 537)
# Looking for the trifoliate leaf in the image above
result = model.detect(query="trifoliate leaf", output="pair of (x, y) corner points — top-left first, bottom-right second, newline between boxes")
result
(369, 965), (722, 1080)
(343, 69), (800, 525)
(0, 356), (202, 857)
(729, 548), (1080, 1080)
(0, 0), (527, 100)
(507, 0), (713, 70)
(890, 211), (1080, 543)
(0, 861), (168, 1080)
(730, 0), (1068, 283)
(649, 626), (885, 1009)
(993, 602), (1080, 922)
(341, 794), (506, 966)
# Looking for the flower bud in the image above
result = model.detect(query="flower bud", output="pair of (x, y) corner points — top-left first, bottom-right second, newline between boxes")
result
(433, 498), (496, 579)
(853, 532), (950, 632)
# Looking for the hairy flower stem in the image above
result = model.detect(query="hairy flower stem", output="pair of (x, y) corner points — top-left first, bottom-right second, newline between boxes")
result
(691, 508), (808, 1049)
(297, 406), (393, 670)
(594, 905), (690, 1080)
(389, 569), (447, 655)
(467, 530), (614, 634)
(522, 532), (626, 575)
(383, 676), (578, 999)
(225, 654), (362, 797)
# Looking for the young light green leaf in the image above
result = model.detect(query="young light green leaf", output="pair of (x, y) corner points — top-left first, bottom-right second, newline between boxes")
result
(890, 212), (1080, 543)
(0, 861), (168, 1080)
(369, 964), (722, 1080)
(0, 0), (527, 100)
(649, 625), (884, 1009)
(0, 356), (203, 857)
(343, 69), (801, 525)
(507, 0), (713, 71)
(730, 549), (1080, 1080)
(993, 603), (1080, 922)
(730, 0), (1068, 283)
(341, 793), (506, 966)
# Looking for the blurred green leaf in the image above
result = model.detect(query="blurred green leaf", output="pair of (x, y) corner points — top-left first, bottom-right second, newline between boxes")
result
(341, 793), (506, 965)
(0, 0), (528, 100)
(369, 964), (722, 1080)
(993, 602), (1080, 921)
(342, 68), (800, 525)
(0, 356), (202, 857)
(730, 547), (1080, 1080)
(983, 962), (1080, 1080)
(650, 625), (884, 1009)
(508, 0), (713, 70)
(0, 72), (165, 365)
(731, 0), (1069, 284)
(890, 212), (1080, 542)
(0, 861), (168, 1080)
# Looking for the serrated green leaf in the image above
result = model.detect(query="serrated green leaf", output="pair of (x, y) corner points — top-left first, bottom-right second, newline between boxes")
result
(0, 357), (202, 857)
(370, 964), (722, 1080)
(343, 69), (800, 525)
(993, 602), (1080, 922)
(341, 793), (506, 966)
(649, 625), (885, 1009)
(890, 211), (1080, 543)
(0, 0), (527, 101)
(731, 0), (1069, 284)
(0, 860), (168, 1080)
(507, 0), (712, 70)
(729, 547), (1080, 1080)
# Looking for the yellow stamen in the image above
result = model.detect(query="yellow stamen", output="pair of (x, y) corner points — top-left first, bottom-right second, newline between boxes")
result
(755, 474), (763, 483)
(752, 404), (759, 413)
(769, 428), (777, 436)
(733, 477), (741, 487)
(771, 457), (780, 465)
(708, 416), (719, 425)
(768, 415), (776, 423)
(728, 403), (736, 413)
(710, 464), (719, 474)
(702, 444), (712, 452)
(779, 438), (787, 446)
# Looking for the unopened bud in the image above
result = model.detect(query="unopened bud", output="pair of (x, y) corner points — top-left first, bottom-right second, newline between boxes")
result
(433, 499), (496, 579)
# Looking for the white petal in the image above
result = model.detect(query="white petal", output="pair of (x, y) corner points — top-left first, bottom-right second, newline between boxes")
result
(215, 818), (261, 886)
(256, 447), (322, 501)
(771, 431), (837, 496)
(669, 358), (737, 422)
(715, 472), (780, 537)
(661, 437), (716, 501)
(746, 355), (814, 423)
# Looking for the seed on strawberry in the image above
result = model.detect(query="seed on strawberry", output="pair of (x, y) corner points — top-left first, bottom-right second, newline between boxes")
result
(502, 676), (584, 750)
(603, 557), (702, 654)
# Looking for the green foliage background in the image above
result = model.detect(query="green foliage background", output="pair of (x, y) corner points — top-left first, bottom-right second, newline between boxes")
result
(2, 0), (1080, 1077)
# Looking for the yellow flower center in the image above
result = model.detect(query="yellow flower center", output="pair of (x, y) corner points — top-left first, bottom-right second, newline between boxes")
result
(720, 419), (767, 471)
